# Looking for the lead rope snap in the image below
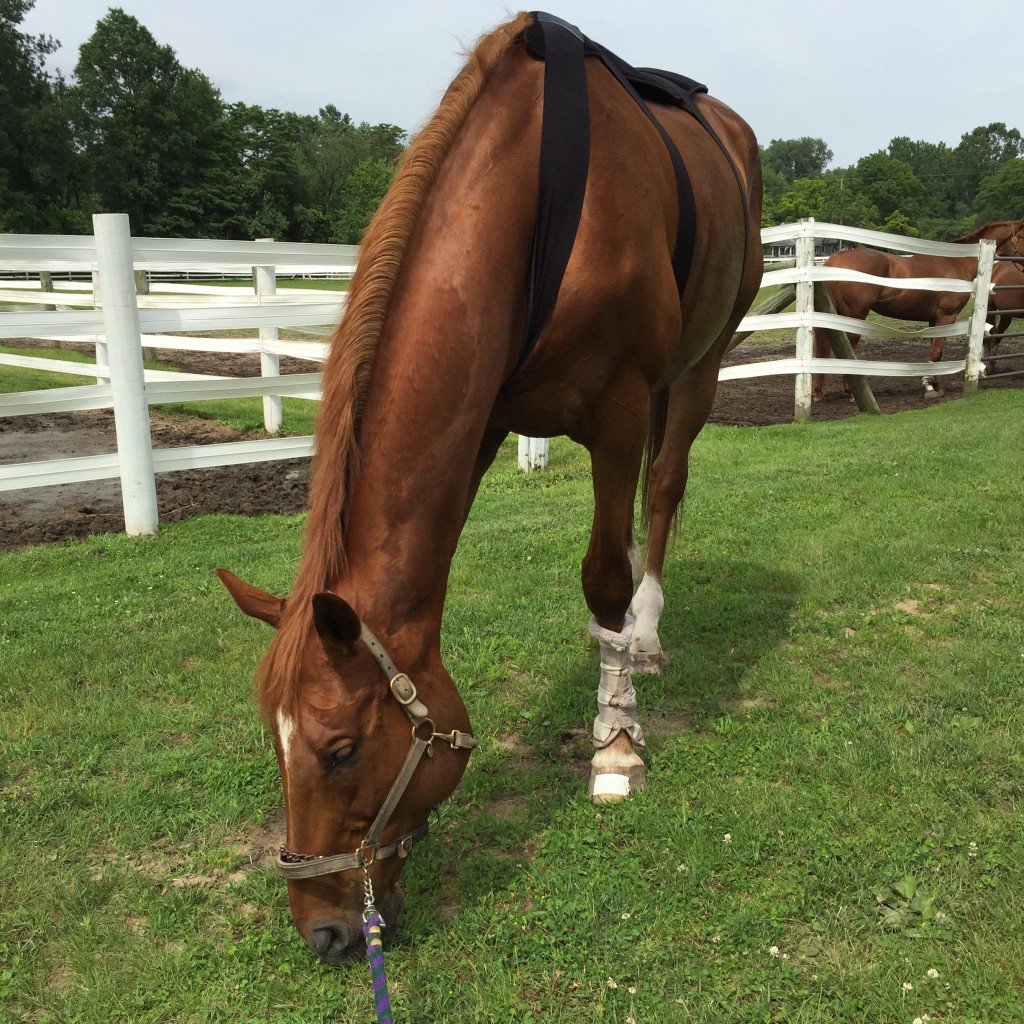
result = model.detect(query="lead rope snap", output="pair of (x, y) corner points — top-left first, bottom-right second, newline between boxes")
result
(362, 866), (394, 1024)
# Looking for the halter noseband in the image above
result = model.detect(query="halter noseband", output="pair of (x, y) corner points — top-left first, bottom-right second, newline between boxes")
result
(276, 622), (477, 881)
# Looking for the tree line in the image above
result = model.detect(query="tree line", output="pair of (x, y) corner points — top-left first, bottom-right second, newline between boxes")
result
(761, 129), (1024, 238)
(1, 2), (403, 242)
(4, 1), (1023, 244)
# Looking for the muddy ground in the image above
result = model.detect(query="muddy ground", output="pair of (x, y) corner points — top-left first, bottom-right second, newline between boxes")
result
(2, 336), (1021, 550)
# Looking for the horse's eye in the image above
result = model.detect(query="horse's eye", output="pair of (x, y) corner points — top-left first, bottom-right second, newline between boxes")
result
(327, 742), (357, 769)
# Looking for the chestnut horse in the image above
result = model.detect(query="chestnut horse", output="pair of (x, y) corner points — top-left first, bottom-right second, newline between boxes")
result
(217, 12), (761, 963)
(812, 217), (1024, 400)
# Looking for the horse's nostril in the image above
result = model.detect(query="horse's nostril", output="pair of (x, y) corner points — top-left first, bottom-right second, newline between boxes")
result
(308, 922), (352, 964)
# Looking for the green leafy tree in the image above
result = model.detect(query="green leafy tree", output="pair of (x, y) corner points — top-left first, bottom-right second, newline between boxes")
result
(761, 137), (833, 181)
(767, 170), (878, 228)
(879, 210), (918, 236)
(228, 102), (310, 239)
(0, 0), (79, 230)
(852, 152), (926, 222)
(74, 8), (242, 236)
(950, 123), (1023, 216)
(331, 157), (395, 244)
(973, 158), (1024, 221)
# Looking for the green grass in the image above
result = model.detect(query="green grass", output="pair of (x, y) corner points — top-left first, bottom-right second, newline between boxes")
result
(2, 392), (1023, 1022)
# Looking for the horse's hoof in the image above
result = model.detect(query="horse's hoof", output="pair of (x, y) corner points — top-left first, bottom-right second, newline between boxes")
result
(589, 762), (646, 804)
(631, 649), (669, 676)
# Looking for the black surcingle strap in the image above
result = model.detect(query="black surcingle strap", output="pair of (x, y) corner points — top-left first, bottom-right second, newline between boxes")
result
(518, 13), (590, 378)
(510, 11), (747, 381)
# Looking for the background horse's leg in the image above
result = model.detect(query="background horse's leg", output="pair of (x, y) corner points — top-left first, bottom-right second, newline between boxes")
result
(812, 325), (827, 402)
(582, 386), (648, 804)
(983, 314), (1009, 372)
(924, 316), (956, 398)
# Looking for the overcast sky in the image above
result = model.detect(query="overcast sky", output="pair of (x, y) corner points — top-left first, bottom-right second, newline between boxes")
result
(23, 1), (1023, 166)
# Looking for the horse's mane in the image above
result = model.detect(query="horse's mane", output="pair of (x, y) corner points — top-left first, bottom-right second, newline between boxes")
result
(257, 12), (533, 718)
(950, 217), (1023, 244)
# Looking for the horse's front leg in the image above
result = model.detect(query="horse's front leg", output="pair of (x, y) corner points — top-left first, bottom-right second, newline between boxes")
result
(582, 392), (648, 804)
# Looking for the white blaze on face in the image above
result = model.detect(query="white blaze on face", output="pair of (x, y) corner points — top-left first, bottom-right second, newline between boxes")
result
(277, 710), (296, 804)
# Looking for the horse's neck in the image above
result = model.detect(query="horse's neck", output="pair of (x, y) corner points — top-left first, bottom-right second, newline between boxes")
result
(338, 203), (534, 651)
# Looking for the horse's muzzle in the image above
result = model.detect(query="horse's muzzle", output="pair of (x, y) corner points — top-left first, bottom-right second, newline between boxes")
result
(302, 889), (405, 966)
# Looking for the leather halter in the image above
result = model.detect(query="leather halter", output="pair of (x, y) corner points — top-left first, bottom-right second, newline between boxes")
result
(276, 622), (477, 880)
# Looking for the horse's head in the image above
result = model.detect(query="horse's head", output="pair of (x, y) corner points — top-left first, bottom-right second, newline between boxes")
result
(216, 569), (474, 965)
(980, 217), (1024, 257)
(997, 217), (1024, 260)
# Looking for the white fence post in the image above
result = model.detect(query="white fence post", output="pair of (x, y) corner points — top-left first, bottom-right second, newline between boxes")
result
(518, 436), (549, 472)
(964, 238), (996, 396)
(91, 268), (110, 384)
(92, 213), (158, 535)
(253, 239), (283, 434)
(793, 217), (815, 422)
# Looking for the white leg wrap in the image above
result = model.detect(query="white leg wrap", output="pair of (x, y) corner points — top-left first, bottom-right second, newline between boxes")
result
(588, 615), (645, 750)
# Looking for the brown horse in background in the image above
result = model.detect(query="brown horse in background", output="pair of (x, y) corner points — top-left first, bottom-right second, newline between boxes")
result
(812, 217), (1024, 400)
(215, 12), (761, 963)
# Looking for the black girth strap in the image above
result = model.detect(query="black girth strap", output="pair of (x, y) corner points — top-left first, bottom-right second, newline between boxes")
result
(512, 11), (747, 378)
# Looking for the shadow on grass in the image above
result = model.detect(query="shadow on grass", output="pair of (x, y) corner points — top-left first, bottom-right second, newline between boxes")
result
(396, 555), (799, 943)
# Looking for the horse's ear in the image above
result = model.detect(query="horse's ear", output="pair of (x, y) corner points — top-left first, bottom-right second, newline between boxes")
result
(312, 593), (362, 657)
(215, 568), (284, 628)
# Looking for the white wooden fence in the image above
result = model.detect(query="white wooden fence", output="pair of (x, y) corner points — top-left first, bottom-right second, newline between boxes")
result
(0, 216), (1000, 534)
(743, 218), (995, 419)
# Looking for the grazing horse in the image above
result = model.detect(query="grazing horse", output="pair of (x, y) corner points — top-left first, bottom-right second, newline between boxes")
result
(217, 11), (761, 963)
(812, 218), (1024, 400)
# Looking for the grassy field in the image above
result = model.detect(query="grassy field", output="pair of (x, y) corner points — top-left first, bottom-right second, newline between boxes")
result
(2, 392), (1023, 1023)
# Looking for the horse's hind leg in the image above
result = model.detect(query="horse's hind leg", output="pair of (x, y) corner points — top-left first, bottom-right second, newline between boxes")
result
(632, 353), (722, 675)
(582, 383), (649, 804)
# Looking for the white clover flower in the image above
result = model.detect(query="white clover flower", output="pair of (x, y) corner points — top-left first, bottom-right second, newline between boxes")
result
(607, 978), (618, 989)
(621, 911), (632, 921)
(627, 986), (637, 996)
(927, 968), (939, 979)
(782, 953), (790, 960)
(676, 863), (688, 873)
(902, 982), (913, 993)
(723, 833), (732, 843)
(626, 1017), (636, 1024)
(913, 1018), (924, 1024)
(935, 910), (947, 921)
(711, 935), (721, 943)
(769, 945), (780, 957)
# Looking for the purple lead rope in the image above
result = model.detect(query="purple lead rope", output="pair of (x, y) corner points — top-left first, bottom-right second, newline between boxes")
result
(362, 911), (394, 1024)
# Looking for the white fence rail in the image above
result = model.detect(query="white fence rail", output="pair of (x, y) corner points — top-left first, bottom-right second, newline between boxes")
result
(0, 217), (1002, 532)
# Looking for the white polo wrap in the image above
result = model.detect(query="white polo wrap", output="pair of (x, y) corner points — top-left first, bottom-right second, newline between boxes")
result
(588, 615), (645, 750)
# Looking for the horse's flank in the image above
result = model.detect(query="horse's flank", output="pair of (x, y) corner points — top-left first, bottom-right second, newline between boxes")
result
(257, 12), (533, 717)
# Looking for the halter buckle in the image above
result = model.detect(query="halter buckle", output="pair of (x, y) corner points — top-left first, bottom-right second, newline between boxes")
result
(390, 673), (418, 706)
(358, 843), (376, 868)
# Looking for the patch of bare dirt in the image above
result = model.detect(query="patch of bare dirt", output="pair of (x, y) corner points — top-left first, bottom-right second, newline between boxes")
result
(2, 335), (1021, 548)
(713, 337), (1024, 426)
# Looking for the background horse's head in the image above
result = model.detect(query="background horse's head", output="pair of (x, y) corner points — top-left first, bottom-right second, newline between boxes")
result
(954, 216), (1024, 255)
(217, 569), (472, 965)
